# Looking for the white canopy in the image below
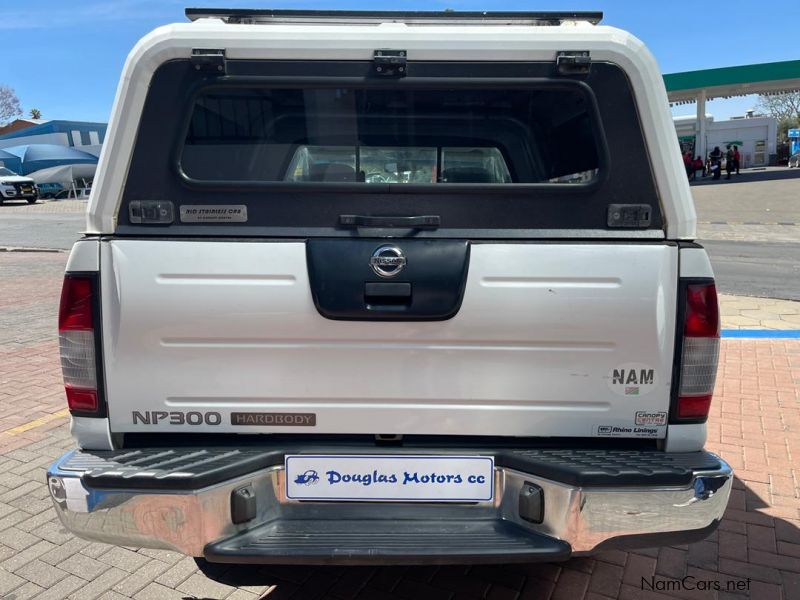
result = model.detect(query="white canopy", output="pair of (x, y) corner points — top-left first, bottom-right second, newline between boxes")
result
(27, 163), (97, 185)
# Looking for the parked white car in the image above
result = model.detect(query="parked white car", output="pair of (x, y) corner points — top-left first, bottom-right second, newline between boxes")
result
(48, 9), (730, 574)
(0, 167), (38, 204)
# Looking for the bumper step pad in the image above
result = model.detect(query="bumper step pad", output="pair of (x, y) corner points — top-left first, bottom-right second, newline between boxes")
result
(503, 449), (722, 486)
(60, 448), (283, 490)
(204, 518), (571, 565)
(60, 446), (725, 490)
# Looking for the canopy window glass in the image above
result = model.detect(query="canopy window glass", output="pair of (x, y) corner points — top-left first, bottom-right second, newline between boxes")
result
(180, 86), (601, 185)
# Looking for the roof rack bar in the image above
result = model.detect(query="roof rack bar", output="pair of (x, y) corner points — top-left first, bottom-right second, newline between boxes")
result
(185, 8), (603, 26)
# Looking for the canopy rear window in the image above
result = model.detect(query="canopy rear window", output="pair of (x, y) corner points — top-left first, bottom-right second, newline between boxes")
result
(120, 60), (663, 237)
(180, 86), (600, 185)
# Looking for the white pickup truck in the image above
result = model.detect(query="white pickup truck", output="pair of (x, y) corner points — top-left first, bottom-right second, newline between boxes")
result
(48, 9), (731, 571)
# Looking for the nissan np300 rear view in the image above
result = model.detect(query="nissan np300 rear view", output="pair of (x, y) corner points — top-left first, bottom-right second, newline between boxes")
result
(48, 9), (731, 570)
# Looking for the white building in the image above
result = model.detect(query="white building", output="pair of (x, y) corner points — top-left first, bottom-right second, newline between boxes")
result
(673, 112), (777, 167)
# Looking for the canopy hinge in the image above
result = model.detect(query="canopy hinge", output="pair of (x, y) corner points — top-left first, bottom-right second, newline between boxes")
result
(191, 49), (227, 74)
(556, 50), (591, 75)
(373, 50), (407, 77)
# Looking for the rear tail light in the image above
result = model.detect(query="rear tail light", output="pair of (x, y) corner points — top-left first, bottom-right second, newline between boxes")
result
(675, 282), (720, 421)
(59, 275), (100, 414)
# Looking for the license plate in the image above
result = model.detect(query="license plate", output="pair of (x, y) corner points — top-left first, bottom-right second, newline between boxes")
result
(285, 454), (494, 502)
(21, 186), (31, 192)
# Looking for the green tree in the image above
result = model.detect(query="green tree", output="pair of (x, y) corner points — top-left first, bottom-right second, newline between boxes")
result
(756, 92), (800, 141)
(29, 108), (42, 120)
(757, 92), (800, 121)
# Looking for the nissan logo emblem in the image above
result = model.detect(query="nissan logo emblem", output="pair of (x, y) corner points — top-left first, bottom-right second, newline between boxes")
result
(370, 245), (406, 278)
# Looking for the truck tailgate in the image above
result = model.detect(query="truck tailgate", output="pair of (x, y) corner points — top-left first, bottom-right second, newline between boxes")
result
(100, 240), (677, 439)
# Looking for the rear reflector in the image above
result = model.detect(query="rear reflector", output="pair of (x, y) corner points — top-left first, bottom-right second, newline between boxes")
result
(676, 281), (720, 421)
(677, 394), (713, 419)
(59, 275), (100, 415)
(65, 387), (98, 412)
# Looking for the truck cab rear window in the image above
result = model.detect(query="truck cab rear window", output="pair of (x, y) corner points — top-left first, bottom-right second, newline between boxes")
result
(180, 87), (601, 185)
(283, 145), (512, 184)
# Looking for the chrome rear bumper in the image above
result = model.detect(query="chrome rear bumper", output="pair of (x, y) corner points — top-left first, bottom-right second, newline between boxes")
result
(47, 449), (732, 562)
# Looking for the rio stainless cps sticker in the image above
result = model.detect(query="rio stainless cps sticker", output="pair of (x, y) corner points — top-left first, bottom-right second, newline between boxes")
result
(606, 362), (658, 397)
(180, 205), (248, 223)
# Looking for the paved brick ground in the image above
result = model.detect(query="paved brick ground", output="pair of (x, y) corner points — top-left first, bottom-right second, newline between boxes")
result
(0, 251), (799, 600)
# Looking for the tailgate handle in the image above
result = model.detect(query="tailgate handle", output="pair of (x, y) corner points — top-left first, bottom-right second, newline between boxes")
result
(340, 214), (440, 230)
(365, 282), (412, 310)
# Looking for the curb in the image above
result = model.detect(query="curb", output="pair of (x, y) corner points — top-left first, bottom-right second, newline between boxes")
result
(0, 246), (65, 253)
(698, 221), (799, 226)
(722, 330), (800, 339)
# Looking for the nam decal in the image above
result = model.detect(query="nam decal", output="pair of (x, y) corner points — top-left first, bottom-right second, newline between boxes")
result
(607, 362), (658, 397)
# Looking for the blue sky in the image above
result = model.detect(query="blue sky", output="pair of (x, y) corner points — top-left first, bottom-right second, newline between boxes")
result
(3, 0), (798, 123)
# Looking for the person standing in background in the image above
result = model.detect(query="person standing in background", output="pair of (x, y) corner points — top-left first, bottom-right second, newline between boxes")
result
(693, 155), (705, 179)
(733, 145), (741, 174)
(709, 146), (723, 180)
(725, 145), (734, 180)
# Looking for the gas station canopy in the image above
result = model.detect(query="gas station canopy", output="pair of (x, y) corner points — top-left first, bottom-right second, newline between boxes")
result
(662, 59), (800, 161)
(664, 59), (800, 104)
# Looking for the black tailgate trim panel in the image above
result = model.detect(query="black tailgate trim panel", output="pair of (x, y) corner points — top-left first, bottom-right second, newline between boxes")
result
(306, 238), (469, 320)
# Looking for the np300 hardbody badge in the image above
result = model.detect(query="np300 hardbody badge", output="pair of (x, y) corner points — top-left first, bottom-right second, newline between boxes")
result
(131, 410), (223, 425)
(48, 8), (730, 571)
